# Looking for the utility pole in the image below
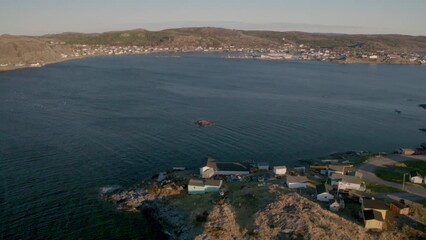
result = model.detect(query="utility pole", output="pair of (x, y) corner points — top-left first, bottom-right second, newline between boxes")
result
(402, 173), (408, 191)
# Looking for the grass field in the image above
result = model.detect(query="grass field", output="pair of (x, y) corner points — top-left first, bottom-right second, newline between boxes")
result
(375, 168), (404, 184)
(375, 161), (426, 188)
(365, 181), (403, 193)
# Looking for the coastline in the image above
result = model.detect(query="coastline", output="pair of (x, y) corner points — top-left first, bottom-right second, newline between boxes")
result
(101, 150), (426, 239)
(1, 51), (425, 73)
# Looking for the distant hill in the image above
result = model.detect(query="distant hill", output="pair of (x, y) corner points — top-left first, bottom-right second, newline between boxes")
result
(46, 27), (426, 51)
(1, 27), (426, 69)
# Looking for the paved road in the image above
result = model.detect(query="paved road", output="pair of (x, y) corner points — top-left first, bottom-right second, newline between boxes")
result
(358, 154), (426, 199)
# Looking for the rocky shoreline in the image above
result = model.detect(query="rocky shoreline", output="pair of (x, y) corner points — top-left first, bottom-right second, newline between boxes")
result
(101, 171), (411, 240)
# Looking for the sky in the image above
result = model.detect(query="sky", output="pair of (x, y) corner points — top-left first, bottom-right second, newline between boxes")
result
(1, 0), (426, 36)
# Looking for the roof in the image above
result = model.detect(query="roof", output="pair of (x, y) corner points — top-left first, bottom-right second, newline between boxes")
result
(316, 183), (332, 193)
(274, 166), (286, 169)
(206, 158), (250, 172)
(328, 165), (345, 172)
(390, 201), (408, 209)
(287, 175), (308, 183)
(410, 171), (422, 178)
(204, 179), (222, 187)
(363, 210), (384, 221)
(330, 173), (363, 184)
(188, 179), (204, 187)
(363, 199), (387, 210)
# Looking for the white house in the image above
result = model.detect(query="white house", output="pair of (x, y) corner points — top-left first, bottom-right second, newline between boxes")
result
(188, 179), (223, 195)
(188, 179), (206, 195)
(330, 173), (365, 191)
(286, 175), (308, 189)
(316, 184), (334, 202)
(410, 171), (423, 184)
(273, 166), (287, 176)
(200, 158), (250, 178)
(204, 179), (223, 193)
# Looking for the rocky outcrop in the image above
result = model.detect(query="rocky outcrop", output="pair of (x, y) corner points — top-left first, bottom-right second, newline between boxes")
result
(252, 193), (403, 240)
(195, 203), (244, 240)
(140, 200), (193, 240)
(103, 183), (184, 211)
(195, 119), (214, 127)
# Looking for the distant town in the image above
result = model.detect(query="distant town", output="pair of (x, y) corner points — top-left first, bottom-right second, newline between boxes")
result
(1, 28), (426, 71)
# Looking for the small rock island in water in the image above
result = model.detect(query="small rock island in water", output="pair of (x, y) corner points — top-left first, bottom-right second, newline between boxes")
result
(195, 119), (214, 127)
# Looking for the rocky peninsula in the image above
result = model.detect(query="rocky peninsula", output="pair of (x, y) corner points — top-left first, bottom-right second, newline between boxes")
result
(101, 168), (420, 239)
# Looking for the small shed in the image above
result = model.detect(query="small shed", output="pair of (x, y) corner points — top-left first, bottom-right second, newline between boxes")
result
(410, 171), (423, 184)
(316, 184), (334, 202)
(286, 175), (308, 189)
(200, 166), (215, 179)
(188, 179), (206, 195)
(257, 162), (269, 171)
(204, 179), (223, 193)
(390, 202), (410, 215)
(273, 166), (287, 176)
(363, 210), (384, 230)
(363, 198), (388, 220)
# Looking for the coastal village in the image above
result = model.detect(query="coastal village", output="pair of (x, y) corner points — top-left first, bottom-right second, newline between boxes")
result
(1, 37), (426, 71)
(103, 140), (426, 239)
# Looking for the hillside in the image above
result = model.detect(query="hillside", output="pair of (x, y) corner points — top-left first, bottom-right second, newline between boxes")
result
(0, 35), (74, 69)
(1, 27), (426, 71)
(48, 27), (426, 51)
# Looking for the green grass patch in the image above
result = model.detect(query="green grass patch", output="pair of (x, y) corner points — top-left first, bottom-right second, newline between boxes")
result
(375, 168), (404, 183)
(351, 152), (388, 167)
(396, 160), (426, 176)
(395, 161), (426, 187)
(366, 182), (403, 193)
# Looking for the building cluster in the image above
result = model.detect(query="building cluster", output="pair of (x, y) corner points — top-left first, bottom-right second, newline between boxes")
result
(184, 151), (422, 232)
(2, 40), (426, 70)
(246, 44), (426, 64)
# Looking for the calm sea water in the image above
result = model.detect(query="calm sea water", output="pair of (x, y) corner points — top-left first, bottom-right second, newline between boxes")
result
(1, 54), (426, 239)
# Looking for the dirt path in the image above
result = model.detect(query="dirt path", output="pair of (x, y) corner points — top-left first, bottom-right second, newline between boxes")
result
(358, 154), (426, 199)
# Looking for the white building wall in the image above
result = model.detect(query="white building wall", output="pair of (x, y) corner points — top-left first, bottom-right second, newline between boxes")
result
(411, 176), (423, 184)
(338, 182), (361, 191)
(287, 182), (307, 189)
(273, 167), (287, 176)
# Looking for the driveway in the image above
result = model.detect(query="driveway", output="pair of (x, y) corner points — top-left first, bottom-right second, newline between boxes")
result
(358, 154), (426, 199)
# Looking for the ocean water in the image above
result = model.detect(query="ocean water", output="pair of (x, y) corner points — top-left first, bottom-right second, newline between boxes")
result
(1, 53), (425, 239)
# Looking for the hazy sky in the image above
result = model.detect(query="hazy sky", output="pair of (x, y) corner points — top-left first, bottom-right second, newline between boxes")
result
(1, 0), (425, 36)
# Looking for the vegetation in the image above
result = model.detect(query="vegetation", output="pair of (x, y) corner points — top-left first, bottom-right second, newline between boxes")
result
(395, 160), (426, 176)
(402, 225), (426, 239)
(395, 160), (426, 188)
(374, 168), (404, 184)
(365, 181), (402, 193)
(351, 153), (387, 167)
(374, 161), (426, 188)
(43, 27), (426, 51)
